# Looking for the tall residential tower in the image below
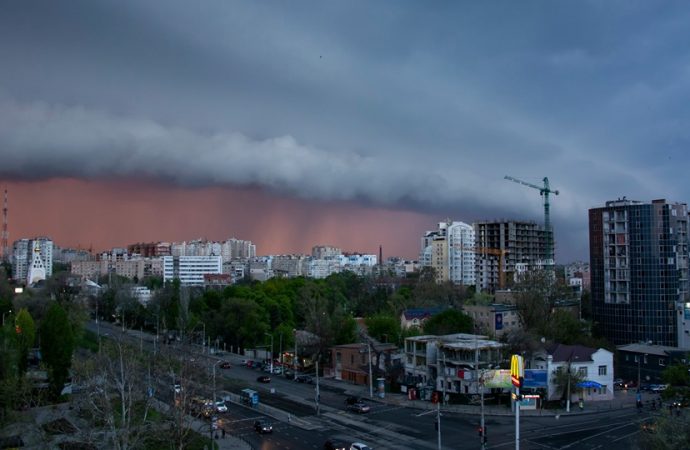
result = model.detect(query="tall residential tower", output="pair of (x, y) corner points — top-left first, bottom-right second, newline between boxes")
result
(589, 199), (690, 347)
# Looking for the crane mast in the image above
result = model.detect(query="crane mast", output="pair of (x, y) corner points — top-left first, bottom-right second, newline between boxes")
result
(504, 175), (559, 267)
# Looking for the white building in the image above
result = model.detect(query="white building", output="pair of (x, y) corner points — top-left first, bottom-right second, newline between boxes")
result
(447, 222), (476, 286)
(312, 245), (342, 260)
(162, 255), (222, 285)
(170, 238), (256, 260)
(12, 237), (53, 284)
(420, 220), (476, 285)
(130, 286), (152, 305)
(531, 344), (614, 403)
(307, 259), (341, 279)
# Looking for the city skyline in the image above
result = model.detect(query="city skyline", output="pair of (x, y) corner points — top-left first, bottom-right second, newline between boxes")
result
(3, 2), (690, 261)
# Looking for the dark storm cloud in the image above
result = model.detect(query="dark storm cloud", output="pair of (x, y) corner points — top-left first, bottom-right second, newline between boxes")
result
(2, 0), (690, 260)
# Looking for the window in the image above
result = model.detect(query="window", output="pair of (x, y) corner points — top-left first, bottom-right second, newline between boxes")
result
(578, 367), (588, 377)
(598, 365), (607, 376)
(659, 358), (665, 366)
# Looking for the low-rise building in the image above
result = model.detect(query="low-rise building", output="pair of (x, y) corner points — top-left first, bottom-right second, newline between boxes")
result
(403, 333), (505, 399)
(330, 342), (398, 386)
(616, 343), (690, 386)
(531, 343), (614, 402)
(400, 308), (444, 330)
(462, 303), (521, 338)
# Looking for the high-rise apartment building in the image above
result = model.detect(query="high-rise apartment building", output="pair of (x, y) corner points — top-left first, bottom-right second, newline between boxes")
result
(12, 237), (53, 284)
(312, 245), (342, 260)
(473, 220), (550, 292)
(420, 221), (475, 285)
(589, 199), (690, 347)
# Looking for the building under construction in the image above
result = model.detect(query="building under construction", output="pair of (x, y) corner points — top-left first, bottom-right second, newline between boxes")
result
(474, 220), (552, 292)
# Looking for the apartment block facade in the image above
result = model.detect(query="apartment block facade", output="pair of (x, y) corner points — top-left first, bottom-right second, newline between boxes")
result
(162, 255), (222, 285)
(420, 221), (475, 285)
(589, 199), (690, 347)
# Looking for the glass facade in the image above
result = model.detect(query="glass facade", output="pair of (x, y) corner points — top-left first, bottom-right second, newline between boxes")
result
(589, 199), (688, 346)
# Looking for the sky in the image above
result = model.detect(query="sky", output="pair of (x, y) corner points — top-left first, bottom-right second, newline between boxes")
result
(1, 1), (689, 261)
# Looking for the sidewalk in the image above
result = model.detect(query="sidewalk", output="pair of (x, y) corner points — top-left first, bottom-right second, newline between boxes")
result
(314, 375), (654, 417)
(151, 399), (252, 450)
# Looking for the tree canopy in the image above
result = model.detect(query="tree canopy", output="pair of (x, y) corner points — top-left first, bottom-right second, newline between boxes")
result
(40, 302), (75, 398)
(422, 309), (473, 335)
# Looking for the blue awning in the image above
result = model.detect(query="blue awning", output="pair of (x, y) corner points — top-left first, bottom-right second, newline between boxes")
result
(576, 380), (603, 388)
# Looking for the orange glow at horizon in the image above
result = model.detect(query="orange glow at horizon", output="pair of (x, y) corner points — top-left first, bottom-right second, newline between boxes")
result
(1, 178), (436, 259)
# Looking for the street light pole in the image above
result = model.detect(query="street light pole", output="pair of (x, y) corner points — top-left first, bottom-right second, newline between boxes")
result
(293, 329), (298, 381)
(367, 341), (373, 399)
(265, 332), (274, 373)
(315, 359), (320, 416)
(279, 333), (283, 368)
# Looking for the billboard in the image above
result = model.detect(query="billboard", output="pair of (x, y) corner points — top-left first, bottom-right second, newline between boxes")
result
(482, 370), (511, 388)
(495, 312), (504, 330)
(481, 369), (548, 389)
(522, 370), (548, 388)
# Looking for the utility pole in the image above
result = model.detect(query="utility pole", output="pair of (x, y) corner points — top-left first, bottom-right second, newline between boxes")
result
(367, 341), (373, 399)
(265, 333), (274, 373)
(293, 329), (298, 380)
(476, 336), (486, 449)
(436, 398), (441, 450)
(315, 359), (320, 416)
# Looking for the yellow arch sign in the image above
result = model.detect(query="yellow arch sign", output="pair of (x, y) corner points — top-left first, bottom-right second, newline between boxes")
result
(510, 354), (524, 388)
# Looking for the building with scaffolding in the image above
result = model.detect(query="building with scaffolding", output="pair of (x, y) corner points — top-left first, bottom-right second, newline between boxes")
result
(473, 220), (551, 293)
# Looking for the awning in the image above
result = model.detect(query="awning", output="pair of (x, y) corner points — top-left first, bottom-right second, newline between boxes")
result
(576, 380), (603, 389)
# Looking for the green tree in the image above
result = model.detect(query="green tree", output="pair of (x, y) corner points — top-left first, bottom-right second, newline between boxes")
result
(40, 302), (75, 398)
(14, 308), (36, 375)
(662, 363), (690, 387)
(365, 314), (401, 344)
(422, 309), (473, 335)
(551, 364), (586, 403)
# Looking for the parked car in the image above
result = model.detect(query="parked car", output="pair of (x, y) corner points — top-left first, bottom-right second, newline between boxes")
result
(345, 396), (362, 405)
(273, 366), (283, 374)
(347, 402), (371, 414)
(296, 375), (313, 384)
(215, 400), (228, 413)
(323, 439), (349, 450)
(219, 361), (232, 369)
(350, 443), (373, 450)
(254, 419), (273, 434)
(257, 375), (271, 383)
(650, 384), (669, 393)
(283, 369), (294, 379)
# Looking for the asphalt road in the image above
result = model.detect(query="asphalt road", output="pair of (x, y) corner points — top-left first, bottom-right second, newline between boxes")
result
(89, 321), (656, 450)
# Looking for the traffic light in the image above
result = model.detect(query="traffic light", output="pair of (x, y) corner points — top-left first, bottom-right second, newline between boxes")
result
(431, 391), (439, 404)
(434, 420), (439, 431)
(478, 425), (488, 443)
(15, 324), (21, 334)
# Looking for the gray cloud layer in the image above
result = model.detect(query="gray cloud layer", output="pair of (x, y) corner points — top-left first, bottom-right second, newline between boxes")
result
(2, 0), (690, 260)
